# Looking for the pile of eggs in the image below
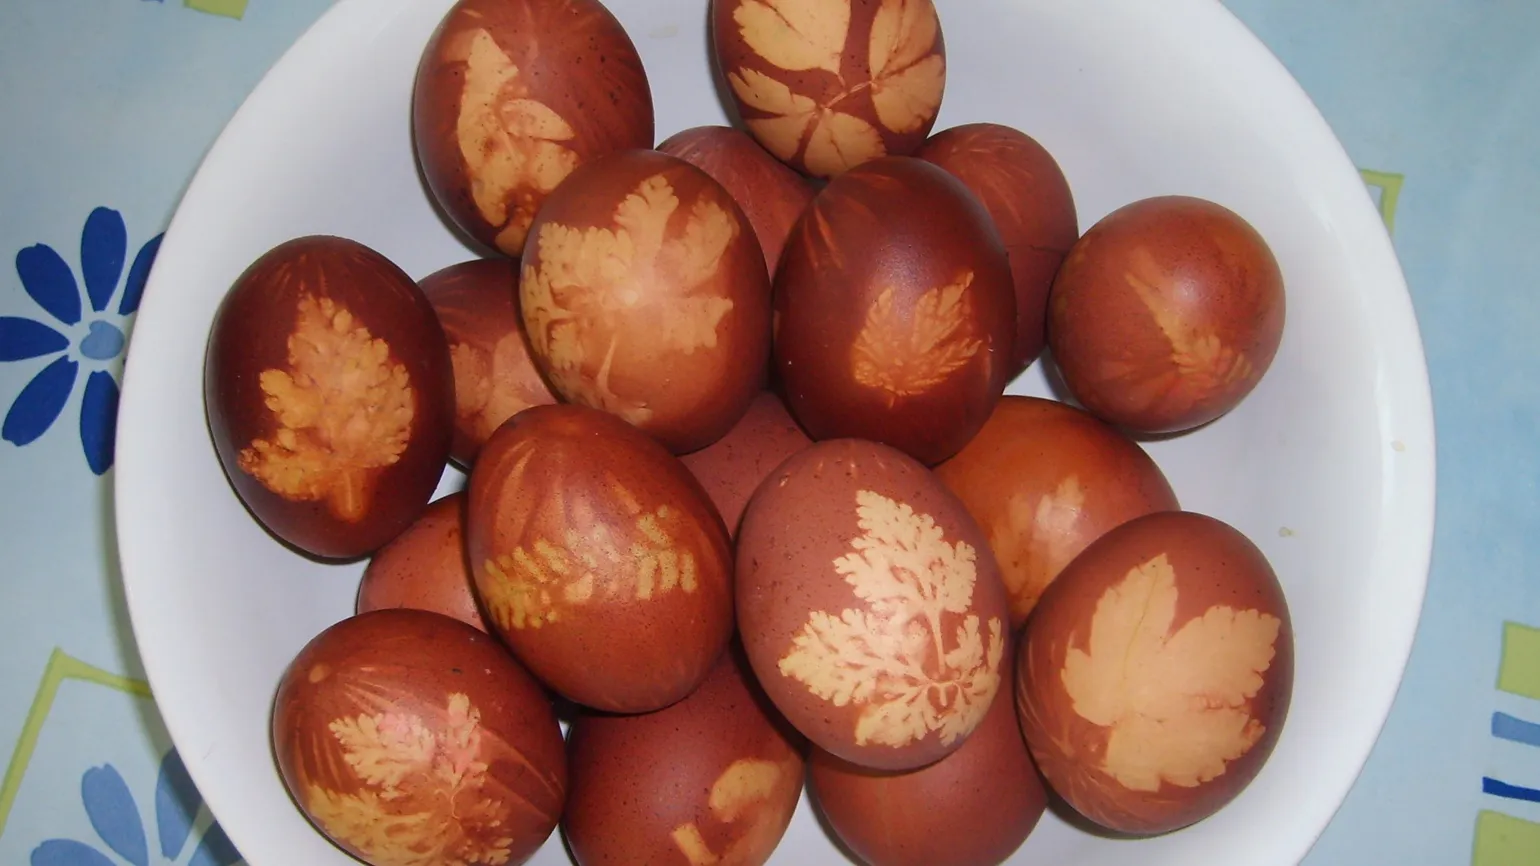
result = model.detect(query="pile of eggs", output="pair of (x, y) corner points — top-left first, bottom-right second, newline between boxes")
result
(202, 0), (1295, 863)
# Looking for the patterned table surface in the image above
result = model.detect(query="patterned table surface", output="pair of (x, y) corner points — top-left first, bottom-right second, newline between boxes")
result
(0, 1), (1536, 864)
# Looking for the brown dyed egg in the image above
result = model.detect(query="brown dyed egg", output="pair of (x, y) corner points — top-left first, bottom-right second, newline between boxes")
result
(205, 235), (454, 561)
(563, 645), (807, 866)
(419, 258), (556, 467)
(356, 492), (487, 632)
(808, 649), (1046, 866)
(466, 403), (735, 713)
(679, 391), (812, 538)
(519, 149), (772, 454)
(657, 125), (817, 275)
(1015, 510), (1294, 835)
(934, 396), (1179, 628)
(736, 438), (1011, 771)
(773, 156), (1015, 465)
(1047, 195), (1286, 434)
(412, 0), (654, 257)
(916, 123), (1079, 378)
(711, 0), (947, 178)
(272, 608), (566, 866)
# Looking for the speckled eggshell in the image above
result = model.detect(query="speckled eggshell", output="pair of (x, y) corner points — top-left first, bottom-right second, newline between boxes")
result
(413, 0), (654, 258)
(356, 492), (488, 632)
(808, 649), (1047, 866)
(679, 391), (812, 538)
(562, 645), (807, 866)
(205, 235), (454, 561)
(736, 438), (1011, 771)
(773, 156), (1016, 465)
(915, 122), (1079, 378)
(272, 608), (566, 866)
(419, 257), (556, 468)
(519, 149), (772, 454)
(1015, 510), (1294, 835)
(934, 396), (1179, 628)
(1047, 195), (1286, 434)
(466, 403), (735, 713)
(711, 0), (946, 178)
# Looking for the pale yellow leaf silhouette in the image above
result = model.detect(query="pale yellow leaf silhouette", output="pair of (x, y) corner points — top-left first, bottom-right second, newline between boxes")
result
(850, 271), (982, 404)
(992, 475), (1085, 618)
(734, 0), (849, 73)
(1060, 554), (1281, 792)
(867, 0), (945, 133)
(670, 758), (795, 865)
(802, 110), (885, 177)
(728, 68), (885, 177)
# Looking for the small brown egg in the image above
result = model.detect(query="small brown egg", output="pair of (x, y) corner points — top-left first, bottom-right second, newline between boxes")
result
(679, 391), (812, 538)
(736, 438), (1010, 771)
(1015, 510), (1294, 835)
(1047, 195), (1286, 434)
(711, 0), (947, 178)
(418, 257), (556, 468)
(412, 0), (654, 257)
(808, 649), (1047, 866)
(916, 123), (1079, 378)
(466, 403), (735, 713)
(272, 608), (566, 866)
(205, 235), (454, 561)
(356, 492), (487, 632)
(934, 396), (1179, 628)
(773, 156), (1016, 465)
(519, 149), (772, 454)
(657, 125), (817, 276)
(563, 645), (807, 866)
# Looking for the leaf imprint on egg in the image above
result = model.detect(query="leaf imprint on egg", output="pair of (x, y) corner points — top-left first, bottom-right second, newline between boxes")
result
(866, 0), (946, 134)
(670, 757), (800, 865)
(448, 332), (552, 445)
(734, 0), (849, 74)
(849, 270), (982, 404)
(993, 474), (1085, 620)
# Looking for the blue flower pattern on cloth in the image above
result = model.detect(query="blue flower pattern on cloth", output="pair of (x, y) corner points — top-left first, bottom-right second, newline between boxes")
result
(0, 208), (162, 475)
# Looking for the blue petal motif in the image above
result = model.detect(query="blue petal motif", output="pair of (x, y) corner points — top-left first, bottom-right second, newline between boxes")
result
(15, 244), (81, 326)
(0, 317), (68, 361)
(80, 371), (119, 476)
(3, 355), (78, 446)
(154, 748), (200, 859)
(118, 233), (162, 316)
(81, 208), (127, 314)
(189, 822), (243, 866)
(80, 764), (148, 866)
(29, 839), (118, 866)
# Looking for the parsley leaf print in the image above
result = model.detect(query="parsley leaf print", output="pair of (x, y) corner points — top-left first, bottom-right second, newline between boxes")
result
(733, 0), (849, 74)
(849, 271), (981, 404)
(867, 0), (946, 134)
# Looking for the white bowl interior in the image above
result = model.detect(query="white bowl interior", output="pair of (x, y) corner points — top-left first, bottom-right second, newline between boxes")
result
(115, 0), (1436, 863)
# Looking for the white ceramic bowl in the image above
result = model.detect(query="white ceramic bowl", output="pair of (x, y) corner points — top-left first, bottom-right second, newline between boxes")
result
(115, 0), (1436, 863)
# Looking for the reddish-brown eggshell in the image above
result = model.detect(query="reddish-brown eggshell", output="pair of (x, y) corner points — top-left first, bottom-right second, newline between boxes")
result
(657, 125), (817, 275)
(808, 649), (1047, 866)
(519, 149), (772, 454)
(419, 258), (556, 467)
(679, 391), (812, 538)
(356, 492), (488, 632)
(1015, 510), (1294, 835)
(563, 645), (807, 866)
(1047, 195), (1286, 434)
(736, 439), (1011, 771)
(773, 156), (1016, 465)
(916, 122), (1079, 377)
(466, 403), (735, 713)
(711, 0), (947, 178)
(272, 608), (566, 866)
(205, 235), (454, 561)
(934, 396), (1179, 628)
(413, 0), (654, 257)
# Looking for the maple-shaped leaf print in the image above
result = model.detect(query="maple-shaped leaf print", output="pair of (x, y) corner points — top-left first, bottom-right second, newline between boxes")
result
(734, 0), (849, 74)
(867, 0), (945, 134)
(778, 490), (1004, 749)
(850, 271), (982, 404)
(238, 294), (414, 522)
(727, 69), (885, 177)
(1060, 554), (1281, 792)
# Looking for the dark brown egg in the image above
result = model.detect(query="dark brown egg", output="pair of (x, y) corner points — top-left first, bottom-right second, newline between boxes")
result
(679, 391), (812, 538)
(519, 149), (772, 454)
(563, 645), (807, 866)
(205, 235), (454, 561)
(657, 125), (817, 276)
(466, 403), (735, 713)
(412, 0), (654, 257)
(272, 609), (566, 866)
(711, 0), (946, 178)
(1015, 510), (1294, 835)
(736, 439), (1010, 771)
(808, 649), (1047, 866)
(916, 123), (1078, 378)
(934, 396), (1179, 628)
(356, 492), (487, 632)
(773, 156), (1015, 465)
(1047, 195), (1286, 434)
